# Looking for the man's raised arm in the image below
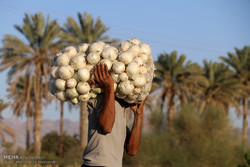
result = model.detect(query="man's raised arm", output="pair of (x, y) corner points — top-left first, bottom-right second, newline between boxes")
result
(92, 63), (115, 133)
(124, 98), (147, 155)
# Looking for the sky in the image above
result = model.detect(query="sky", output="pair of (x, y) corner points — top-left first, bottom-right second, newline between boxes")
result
(0, 0), (249, 126)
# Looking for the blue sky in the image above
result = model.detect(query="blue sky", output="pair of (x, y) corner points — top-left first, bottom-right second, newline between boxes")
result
(0, 0), (249, 124)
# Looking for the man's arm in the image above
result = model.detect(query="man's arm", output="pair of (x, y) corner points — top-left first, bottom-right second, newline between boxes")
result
(92, 63), (115, 133)
(124, 98), (147, 156)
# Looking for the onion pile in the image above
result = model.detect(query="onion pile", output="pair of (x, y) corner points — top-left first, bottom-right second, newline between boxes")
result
(49, 38), (154, 104)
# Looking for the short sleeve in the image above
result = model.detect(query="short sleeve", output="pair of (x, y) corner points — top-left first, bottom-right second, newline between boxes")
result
(87, 94), (105, 118)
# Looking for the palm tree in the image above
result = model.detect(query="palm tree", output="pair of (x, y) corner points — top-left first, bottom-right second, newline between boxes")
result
(154, 51), (207, 127)
(220, 46), (250, 145)
(0, 13), (61, 155)
(61, 12), (119, 149)
(0, 99), (15, 145)
(199, 60), (242, 115)
(8, 75), (35, 150)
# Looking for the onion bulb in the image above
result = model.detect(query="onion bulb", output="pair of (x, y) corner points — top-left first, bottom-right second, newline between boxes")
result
(78, 94), (90, 101)
(91, 85), (104, 94)
(77, 82), (90, 94)
(140, 43), (151, 55)
(133, 75), (147, 87)
(112, 61), (125, 74)
(70, 98), (79, 104)
(100, 59), (112, 70)
(87, 52), (101, 65)
(119, 40), (131, 52)
(133, 87), (141, 94)
(126, 62), (139, 77)
(118, 81), (134, 95)
(70, 54), (86, 70)
(129, 38), (141, 45)
(66, 88), (78, 99)
(58, 65), (74, 80)
(56, 54), (70, 66)
(55, 91), (68, 102)
(101, 46), (118, 61)
(64, 46), (77, 59)
(55, 79), (66, 90)
(78, 68), (90, 82)
(89, 41), (105, 53)
(139, 66), (148, 74)
(66, 78), (77, 88)
(118, 51), (134, 65)
(128, 45), (141, 57)
(78, 43), (89, 53)
(111, 73), (120, 83)
(119, 73), (129, 82)
(139, 54), (149, 63)
(51, 67), (59, 78)
(133, 57), (144, 66)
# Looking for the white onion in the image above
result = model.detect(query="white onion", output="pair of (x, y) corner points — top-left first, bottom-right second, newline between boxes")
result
(127, 94), (138, 100)
(100, 59), (112, 70)
(51, 67), (59, 78)
(133, 87), (141, 94)
(119, 73), (129, 82)
(145, 83), (152, 92)
(89, 92), (97, 98)
(118, 81), (134, 95)
(70, 54), (86, 70)
(70, 98), (79, 104)
(89, 41), (105, 53)
(78, 93), (90, 101)
(55, 91), (68, 102)
(56, 54), (70, 66)
(114, 83), (117, 91)
(115, 92), (126, 99)
(111, 73), (120, 83)
(66, 78), (77, 88)
(87, 52), (101, 65)
(128, 45), (141, 57)
(103, 43), (110, 49)
(78, 43), (89, 53)
(78, 68), (90, 82)
(91, 85), (104, 94)
(55, 79), (66, 90)
(72, 73), (80, 81)
(140, 43), (151, 55)
(129, 38), (141, 45)
(118, 51), (134, 65)
(77, 82), (90, 94)
(133, 57), (144, 66)
(66, 88), (78, 99)
(119, 40), (131, 52)
(64, 46), (77, 59)
(139, 54), (149, 63)
(126, 62), (139, 77)
(101, 46), (118, 61)
(112, 61), (125, 74)
(133, 75), (147, 87)
(139, 66), (148, 74)
(58, 65), (74, 80)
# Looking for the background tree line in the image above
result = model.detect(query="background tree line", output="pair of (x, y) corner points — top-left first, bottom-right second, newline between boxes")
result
(0, 12), (249, 167)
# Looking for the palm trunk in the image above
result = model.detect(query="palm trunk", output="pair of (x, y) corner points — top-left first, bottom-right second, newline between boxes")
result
(59, 101), (64, 157)
(242, 97), (248, 147)
(167, 86), (175, 128)
(26, 107), (31, 150)
(33, 100), (42, 155)
(80, 101), (88, 149)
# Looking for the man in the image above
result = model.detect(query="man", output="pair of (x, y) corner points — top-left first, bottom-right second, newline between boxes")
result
(82, 63), (147, 167)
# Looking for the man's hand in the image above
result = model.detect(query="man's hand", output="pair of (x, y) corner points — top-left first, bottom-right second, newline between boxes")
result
(129, 97), (148, 115)
(92, 63), (113, 89)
